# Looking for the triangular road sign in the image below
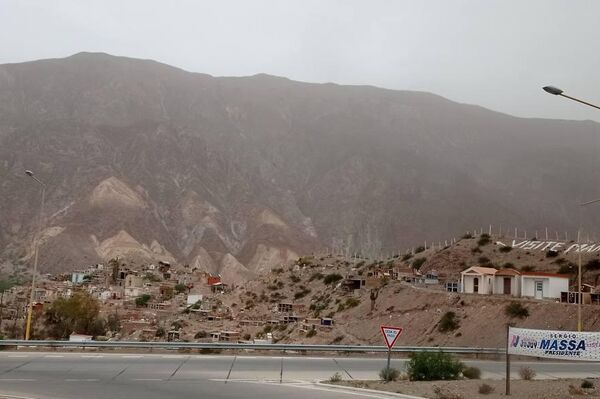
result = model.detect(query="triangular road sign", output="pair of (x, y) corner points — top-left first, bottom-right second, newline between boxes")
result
(380, 325), (403, 349)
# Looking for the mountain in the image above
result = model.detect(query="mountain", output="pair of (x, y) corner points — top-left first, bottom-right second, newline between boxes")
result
(1, 52), (600, 279)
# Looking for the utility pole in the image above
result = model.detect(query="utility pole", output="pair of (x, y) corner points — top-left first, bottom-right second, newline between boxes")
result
(0, 289), (4, 331)
(24, 170), (46, 340)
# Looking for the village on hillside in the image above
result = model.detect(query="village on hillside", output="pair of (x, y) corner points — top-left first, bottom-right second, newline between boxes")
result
(2, 232), (600, 345)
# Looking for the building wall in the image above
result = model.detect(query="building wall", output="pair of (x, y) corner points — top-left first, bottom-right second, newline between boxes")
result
(493, 276), (520, 296)
(548, 277), (569, 298)
(522, 277), (542, 298)
(520, 277), (569, 299)
(462, 274), (494, 294)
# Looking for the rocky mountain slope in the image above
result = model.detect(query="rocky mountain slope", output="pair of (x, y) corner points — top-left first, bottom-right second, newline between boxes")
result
(1, 52), (600, 278)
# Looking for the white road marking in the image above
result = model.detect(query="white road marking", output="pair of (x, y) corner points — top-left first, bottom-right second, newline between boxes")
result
(65, 378), (100, 382)
(121, 355), (143, 359)
(0, 378), (36, 381)
(44, 355), (65, 358)
(131, 378), (163, 381)
(81, 355), (104, 358)
(7, 355), (28, 358)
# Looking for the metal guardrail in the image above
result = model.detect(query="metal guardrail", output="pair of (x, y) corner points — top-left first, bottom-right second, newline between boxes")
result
(0, 340), (503, 355)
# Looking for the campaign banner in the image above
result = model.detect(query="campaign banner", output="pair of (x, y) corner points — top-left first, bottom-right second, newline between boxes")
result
(508, 327), (600, 361)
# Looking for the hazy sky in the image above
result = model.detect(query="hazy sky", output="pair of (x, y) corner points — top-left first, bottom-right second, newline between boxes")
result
(2, 0), (599, 121)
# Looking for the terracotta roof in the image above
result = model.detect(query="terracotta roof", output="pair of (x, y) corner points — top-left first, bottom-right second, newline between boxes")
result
(495, 269), (521, 276)
(461, 266), (498, 275)
(521, 271), (570, 278)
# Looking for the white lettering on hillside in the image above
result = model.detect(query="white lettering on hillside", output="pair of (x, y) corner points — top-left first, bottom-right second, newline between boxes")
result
(509, 240), (600, 254)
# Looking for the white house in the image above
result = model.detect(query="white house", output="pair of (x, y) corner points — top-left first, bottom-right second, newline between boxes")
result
(461, 267), (569, 300)
(460, 266), (497, 295)
(187, 294), (203, 306)
(520, 272), (569, 300)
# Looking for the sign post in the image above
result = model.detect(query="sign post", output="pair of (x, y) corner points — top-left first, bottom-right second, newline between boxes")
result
(380, 325), (403, 371)
(505, 324), (510, 396)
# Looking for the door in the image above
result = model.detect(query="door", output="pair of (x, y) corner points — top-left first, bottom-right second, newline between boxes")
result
(535, 281), (543, 299)
(473, 277), (479, 293)
(503, 278), (511, 295)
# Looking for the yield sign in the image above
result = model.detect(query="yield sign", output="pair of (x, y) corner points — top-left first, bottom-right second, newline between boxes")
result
(380, 325), (403, 349)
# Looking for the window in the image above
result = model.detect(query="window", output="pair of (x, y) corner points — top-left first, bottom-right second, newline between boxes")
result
(446, 282), (459, 292)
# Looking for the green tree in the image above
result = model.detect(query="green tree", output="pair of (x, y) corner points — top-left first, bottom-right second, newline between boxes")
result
(135, 294), (151, 307)
(44, 292), (106, 339)
(174, 283), (187, 294)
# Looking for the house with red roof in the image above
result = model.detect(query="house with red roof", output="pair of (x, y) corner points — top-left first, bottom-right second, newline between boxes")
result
(462, 266), (569, 299)
(520, 271), (569, 300)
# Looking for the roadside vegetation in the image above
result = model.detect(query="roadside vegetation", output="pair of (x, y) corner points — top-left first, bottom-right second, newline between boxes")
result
(406, 352), (464, 381)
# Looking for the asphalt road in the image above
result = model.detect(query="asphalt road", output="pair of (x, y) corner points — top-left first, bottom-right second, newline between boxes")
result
(0, 352), (599, 399)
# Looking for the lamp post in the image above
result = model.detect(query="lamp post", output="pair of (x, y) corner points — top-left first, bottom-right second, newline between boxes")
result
(543, 86), (600, 332)
(543, 86), (600, 110)
(576, 198), (600, 332)
(24, 170), (45, 340)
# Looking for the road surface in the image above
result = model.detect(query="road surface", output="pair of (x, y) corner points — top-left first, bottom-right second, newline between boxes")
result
(0, 352), (599, 399)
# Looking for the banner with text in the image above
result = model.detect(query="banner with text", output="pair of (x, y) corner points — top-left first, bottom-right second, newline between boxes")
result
(508, 327), (600, 361)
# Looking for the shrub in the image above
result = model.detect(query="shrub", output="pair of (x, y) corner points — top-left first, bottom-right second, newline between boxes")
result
(499, 246), (512, 253)
(558, 264), (574, 274)
(478, 256), (490, 263)
(194, 330), (207, 339)
(345, 297), (360, 308)
(471, 246), (482, 254)
(433, 386), (463, 399)
(332, 335), (344, 343)
(462, 233), (473, 239)
(402, 253), (413, 261)
(294, 287), (311, 299)
(477, 236), (491, 246)
(462, 366), (481, 379)
(406, 352), (464, 381)
(520, 265), (535, 272)
(306, 328), (316, 338)
(505, 301), (529, 319)
(328, 372), (342, 383)
(290, 274), (301, 283)
(415, 246), (425, 253)
(585, 259), (600, 271)
(135, 294), (151, 307)
(174, 283), (187, 294)
(438, 311), (460, 332)
(412, 257), (426, 270)
(379, 367), (400, 382)
(478, 383), (494, 394)
(582, 380), (594, 389)
(323, 273), (343, 285)
(546, 250), (559, 258)
(519, 366), (536, 380)
(309, 272), (323, 282)
(502, 262), (515, 269)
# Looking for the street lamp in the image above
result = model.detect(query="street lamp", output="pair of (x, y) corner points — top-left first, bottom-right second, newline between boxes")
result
(24, 170), (45, 340)
(542, 86), (600, 111)
(543, 86), (600, 331)
(577, 198), (600, 332)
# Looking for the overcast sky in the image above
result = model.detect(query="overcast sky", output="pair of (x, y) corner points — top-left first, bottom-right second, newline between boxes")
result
(1, 0), (599, 121)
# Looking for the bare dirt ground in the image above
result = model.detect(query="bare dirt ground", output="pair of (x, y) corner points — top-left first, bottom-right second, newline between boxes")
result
(330, 378), (600, 399)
